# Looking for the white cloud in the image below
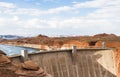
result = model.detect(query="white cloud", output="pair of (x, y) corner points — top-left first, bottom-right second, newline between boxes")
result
(24, 18), (48, 28)
(87, 0), (120, 20)
(0, 2), (16, 8)
(72, 1), (79, 4)
(3, 8), (42, 16)
(0, 16), (23, 28)
(43, 0), (59, 3)
(0, 18), (5, 27)
(12, 16), (19, 21)
(0, 0), (120, 35)
(3, 6), (73, 16)
(47, 6), (73, 14)
(73, 0), (111, 8)
(1, 0), (120, 16)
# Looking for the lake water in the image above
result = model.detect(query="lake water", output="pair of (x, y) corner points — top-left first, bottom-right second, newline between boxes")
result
(0, 44), (39, 55)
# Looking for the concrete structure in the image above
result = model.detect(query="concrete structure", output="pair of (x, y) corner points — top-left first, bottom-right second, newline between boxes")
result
(21, 50), (29, 62)
(102, 42), (106, 48)
(10, 47), (116, 77)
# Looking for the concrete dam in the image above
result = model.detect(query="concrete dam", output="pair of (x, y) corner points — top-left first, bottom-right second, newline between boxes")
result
(10, 47), (117, 77)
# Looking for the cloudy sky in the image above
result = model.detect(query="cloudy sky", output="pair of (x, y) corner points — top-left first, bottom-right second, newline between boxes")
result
(0, 0), (120, 36)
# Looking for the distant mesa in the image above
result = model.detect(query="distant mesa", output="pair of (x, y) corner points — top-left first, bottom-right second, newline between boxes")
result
(37, 34), (49, 38)
(0, 35), (24, 40)
(0, 33), (120, 50)
(93, 33), (117, 37)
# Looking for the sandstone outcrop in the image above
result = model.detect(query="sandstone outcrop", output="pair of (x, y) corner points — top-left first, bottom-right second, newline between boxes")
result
(22, 60), (39, 71)
(0, 50), (52, 77)
(0, 54), (11, 65)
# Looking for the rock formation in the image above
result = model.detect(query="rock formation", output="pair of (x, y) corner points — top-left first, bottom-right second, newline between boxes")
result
(0, 50), (52, 77)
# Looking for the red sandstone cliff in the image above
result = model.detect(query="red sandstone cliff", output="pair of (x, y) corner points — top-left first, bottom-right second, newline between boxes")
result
(0, 33), (120, 50)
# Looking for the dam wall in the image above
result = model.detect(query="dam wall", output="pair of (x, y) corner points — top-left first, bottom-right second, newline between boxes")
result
(10, 48), (116, 77)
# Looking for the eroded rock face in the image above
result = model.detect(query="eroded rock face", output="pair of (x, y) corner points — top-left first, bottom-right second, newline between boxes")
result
(0, 54), (11, 65)
(15, 67), (52, 77)
(61, 41), (89, 49)
(22, 60), (39, 71)
(0, 68), (18, 77)
(0, 51), (52, 77)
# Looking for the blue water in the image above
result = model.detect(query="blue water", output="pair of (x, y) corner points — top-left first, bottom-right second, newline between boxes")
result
(0, 44), (39, 55)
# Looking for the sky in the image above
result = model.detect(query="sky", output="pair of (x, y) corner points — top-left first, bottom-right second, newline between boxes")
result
(0, 0), (120, 36)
